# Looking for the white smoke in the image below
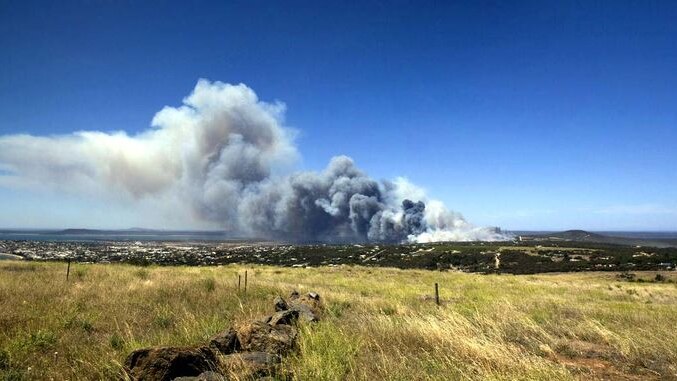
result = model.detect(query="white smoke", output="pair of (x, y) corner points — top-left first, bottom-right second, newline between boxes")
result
(0, 79), (508, 243)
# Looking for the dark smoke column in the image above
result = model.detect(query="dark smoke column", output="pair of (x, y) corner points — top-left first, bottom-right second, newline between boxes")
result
(238, 155), (431, 243)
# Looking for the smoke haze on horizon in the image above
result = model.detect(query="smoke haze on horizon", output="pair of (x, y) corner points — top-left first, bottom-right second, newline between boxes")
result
(0, 80), (507, 243)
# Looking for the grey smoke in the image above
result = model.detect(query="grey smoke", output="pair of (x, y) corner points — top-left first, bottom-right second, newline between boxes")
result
(235, 156), (433, 242)
(0, 80), (508, 243)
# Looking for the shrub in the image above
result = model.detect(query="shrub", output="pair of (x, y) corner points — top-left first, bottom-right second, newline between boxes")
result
(202, 277), (216, 292)
(327, 300), (351, 319)
(154, 309), (174, 329)
(616, 271), (636, 281)
(80, 320), (95, 334)
(380, 305), (397, 316)
(24, 330), (57, 352)
(127, 258), (152, 267)
(74, 268), (87, 280)
(134, 269), (150, 280)
(0, 349), (9, 370)
(1, 369), (24, 381)
(109, 333), (124, 350)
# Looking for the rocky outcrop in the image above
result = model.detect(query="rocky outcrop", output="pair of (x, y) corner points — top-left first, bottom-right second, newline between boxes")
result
(273, 296), (288, 312)
(124, 346), (218, 381)
(236, 320), (297, 355)
(124, 291), (322, 380)
(209, 328), (240, 355)
(268, 309), (299, 326)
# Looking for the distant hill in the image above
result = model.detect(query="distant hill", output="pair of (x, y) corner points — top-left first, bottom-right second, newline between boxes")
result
(546, 230), (607, 240)
(48, 228), (234, 238)
(53, 228), (160, 235)
(520, 230), (677, 248)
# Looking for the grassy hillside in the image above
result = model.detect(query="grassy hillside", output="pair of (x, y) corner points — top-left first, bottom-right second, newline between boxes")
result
(0, 261), (676, 380)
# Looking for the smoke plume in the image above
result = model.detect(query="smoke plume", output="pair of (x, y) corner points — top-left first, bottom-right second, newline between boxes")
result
(0, 80), (508, 243)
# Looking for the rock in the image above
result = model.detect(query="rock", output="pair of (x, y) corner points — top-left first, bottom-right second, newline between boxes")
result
(123, 290), (323, 380)
(173, 371), (227, 381)
(268, 309), (299, 326)
(236, 321), (297, 355)
(125, 346), (217, 381)
(289, 303), (318, 322)
(209, 328), (240, 355)
(221, 352), (280, 379)
(273, 296), (288, 312)
(288, 292), (322, 322)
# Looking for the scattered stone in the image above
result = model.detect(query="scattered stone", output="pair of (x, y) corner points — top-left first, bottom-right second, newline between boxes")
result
(125, 346), (217, 381)
(123, 291), (322, 381)
(221, 352), (280, 380)
(273, 296), (288, 311)
(209, 328), (240, 355)
(236, 320), (297, 355)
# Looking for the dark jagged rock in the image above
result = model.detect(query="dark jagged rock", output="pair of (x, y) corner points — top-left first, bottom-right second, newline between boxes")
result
(289, 303), (318, 322)
(123, 291), (323, 381)
(236, 320), (297, 355)
(268, 309), (299, 326)
(273, 296), (288, 312)
(287, 292), (323, 322)
(125, 346), (217, 381)
(209, 328), (240, 355)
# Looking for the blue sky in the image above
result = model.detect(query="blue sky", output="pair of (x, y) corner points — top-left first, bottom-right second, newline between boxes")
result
(0, 0), (675, 231)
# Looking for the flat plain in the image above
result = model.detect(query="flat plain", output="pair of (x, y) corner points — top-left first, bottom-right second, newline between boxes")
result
(0, 260), (676, 380)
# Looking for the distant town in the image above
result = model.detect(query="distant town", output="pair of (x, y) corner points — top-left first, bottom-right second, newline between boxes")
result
(1, 230), (675, 274)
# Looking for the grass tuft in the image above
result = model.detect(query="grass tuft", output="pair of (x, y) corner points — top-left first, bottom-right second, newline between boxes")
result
(202, 277), (216, 293)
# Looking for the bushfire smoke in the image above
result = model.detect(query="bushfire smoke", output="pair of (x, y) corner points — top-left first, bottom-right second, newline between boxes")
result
(0, 80), (507, 243)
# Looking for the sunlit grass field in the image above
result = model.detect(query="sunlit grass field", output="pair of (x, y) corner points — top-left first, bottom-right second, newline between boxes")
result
(1, 260), (676, 380)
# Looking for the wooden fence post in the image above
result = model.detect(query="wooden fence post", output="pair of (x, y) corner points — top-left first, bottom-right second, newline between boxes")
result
(66, 259), (71, 281)
(238, 274), (241, 293)
(434, 283), (439, 306)
(244, 270), (248, 295)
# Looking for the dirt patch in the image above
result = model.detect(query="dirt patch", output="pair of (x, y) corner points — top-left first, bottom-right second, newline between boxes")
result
(551, 340), (660, 380)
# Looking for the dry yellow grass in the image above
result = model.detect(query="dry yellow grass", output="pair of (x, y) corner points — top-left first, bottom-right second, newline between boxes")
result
(0, 261), (676, 380)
